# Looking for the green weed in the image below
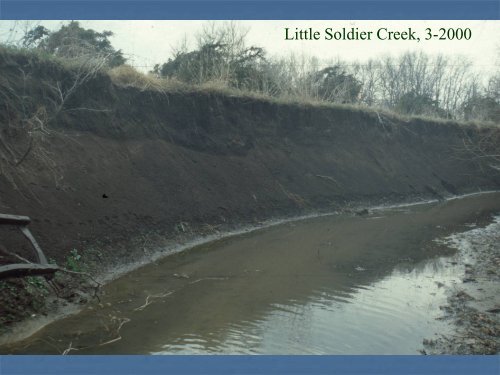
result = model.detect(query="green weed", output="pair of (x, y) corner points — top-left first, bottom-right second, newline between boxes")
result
(25, 276), (48, 295)
(66, 249), (83, 272)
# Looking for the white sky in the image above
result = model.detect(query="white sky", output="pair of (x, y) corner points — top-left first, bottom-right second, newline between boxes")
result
(1, 20), (499, 76)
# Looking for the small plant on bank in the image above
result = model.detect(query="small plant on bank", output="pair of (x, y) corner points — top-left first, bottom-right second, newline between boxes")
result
(66, 248), (83, 272)
(0, 280), (16, 293)
(25, 276), (49, 296)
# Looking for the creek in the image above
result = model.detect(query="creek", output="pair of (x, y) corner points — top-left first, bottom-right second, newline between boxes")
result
(3, 192), (500, 354)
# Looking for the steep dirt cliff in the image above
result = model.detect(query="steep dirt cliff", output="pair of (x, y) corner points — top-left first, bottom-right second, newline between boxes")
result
(0, 50), (499, 329)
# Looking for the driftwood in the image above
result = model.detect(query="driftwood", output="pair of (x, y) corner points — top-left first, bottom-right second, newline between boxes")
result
(0, 263), (59, 278)
(0, 213), (103, 303)
(0, 213), (52, 279)
(0, 214), (31, 226)
(20, 226), (48, 264)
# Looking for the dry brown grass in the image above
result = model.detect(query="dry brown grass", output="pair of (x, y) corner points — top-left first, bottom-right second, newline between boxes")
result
(1, 45), (496, 129)
(106, 65), (495, 129)
(108, 65), (187, 93)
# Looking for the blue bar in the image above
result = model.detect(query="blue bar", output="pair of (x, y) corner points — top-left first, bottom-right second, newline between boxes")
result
(0, 1), (498, 20)
(1, 355), (499, 374)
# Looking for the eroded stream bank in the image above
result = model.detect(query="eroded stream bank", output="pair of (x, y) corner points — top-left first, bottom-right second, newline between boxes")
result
(1, 192), (500, 354)
(2, 48), (500, 345)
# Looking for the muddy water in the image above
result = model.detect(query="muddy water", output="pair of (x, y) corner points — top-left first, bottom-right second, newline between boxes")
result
(4, 192), (500, 354)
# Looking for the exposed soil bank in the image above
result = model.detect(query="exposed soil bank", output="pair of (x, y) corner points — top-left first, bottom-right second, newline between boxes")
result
(0, 50), (499, 338)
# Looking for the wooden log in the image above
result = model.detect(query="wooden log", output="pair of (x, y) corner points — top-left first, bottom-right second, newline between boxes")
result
(0, 263), (59, 279)
(20, 226), (48, 264)
(0, 213), (49, 268)
(0, 214), (31, 226)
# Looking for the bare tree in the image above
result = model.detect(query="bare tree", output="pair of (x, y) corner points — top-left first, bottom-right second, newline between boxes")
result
(0, 51), (110, 173)
(353, 59), (381, 106)
(369, 52), (481, 118)
(194, 21), (251, 84)
(45, 54), (110, 117)
(460, 128), (500, 174)
(0, 21), (42, 47)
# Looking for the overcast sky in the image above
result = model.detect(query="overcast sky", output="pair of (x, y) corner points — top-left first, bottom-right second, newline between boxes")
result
(1, 20), (499, 75)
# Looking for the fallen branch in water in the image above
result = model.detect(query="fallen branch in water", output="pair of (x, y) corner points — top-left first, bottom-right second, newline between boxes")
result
(96, 317), (131, 347)
(188, 276), (229, 285)
(134, 291), (174, 311)
(62, 341), (79, 355)
(59, 317), (131, 354)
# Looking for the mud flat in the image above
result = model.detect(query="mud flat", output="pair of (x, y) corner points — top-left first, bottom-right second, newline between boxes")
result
(423, 214), (500, 354)
(1, 192), (499, 354)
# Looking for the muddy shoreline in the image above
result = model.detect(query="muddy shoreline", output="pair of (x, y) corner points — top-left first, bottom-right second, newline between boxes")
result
(423, 214), (500, 354)
(0, 195), (394, 346)
(1, 191), (499, 353)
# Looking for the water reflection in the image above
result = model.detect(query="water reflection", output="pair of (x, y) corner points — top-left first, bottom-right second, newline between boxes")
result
(155, 255), (459, 355)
